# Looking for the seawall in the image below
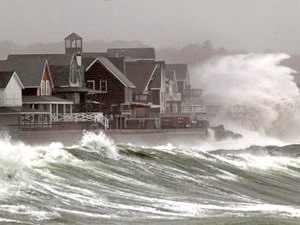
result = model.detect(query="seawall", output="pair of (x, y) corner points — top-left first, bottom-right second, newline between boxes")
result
(4, 128), (208, 146)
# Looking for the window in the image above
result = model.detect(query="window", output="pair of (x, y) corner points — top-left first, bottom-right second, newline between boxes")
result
(65, 40), (71, 48)
(46, 80), (50, 95)
(71, 39), (76, 48)
(76, 39), (82, 48)
(41, 80), (46, 96)
(99, 80), (107, 93)
(139, 95), (147, 101)
(87, 80), (95, 90)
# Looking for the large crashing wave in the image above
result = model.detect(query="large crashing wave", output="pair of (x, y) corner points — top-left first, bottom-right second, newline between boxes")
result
(194, 53), (300, 140)
(0, 132), (300, 223)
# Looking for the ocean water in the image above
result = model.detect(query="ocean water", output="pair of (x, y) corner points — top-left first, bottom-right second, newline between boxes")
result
(0, 131), (300, 225)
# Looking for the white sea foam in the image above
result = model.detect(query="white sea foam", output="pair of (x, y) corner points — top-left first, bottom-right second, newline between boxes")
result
(193, 53), (300, 141)
(80, 131), (119, 159)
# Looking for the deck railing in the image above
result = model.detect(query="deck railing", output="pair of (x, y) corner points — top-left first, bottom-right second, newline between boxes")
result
(51, 113), (109, 129)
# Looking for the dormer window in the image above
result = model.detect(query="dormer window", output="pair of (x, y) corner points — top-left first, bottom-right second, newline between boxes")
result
(46, 80), (50, 95)
(41, 80), (46, 96)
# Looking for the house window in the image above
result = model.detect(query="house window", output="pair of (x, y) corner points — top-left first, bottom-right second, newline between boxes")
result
(139, 95), (147, 101)
(99, 80), (107, 93)
(87, 80), (95, 90)
(41, 80), (46, 96)
(46, 80), (50, 95)
(65, 40), (71, 48)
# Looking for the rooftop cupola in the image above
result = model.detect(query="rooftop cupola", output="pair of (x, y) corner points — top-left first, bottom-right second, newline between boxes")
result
(65, 33), (82, 55)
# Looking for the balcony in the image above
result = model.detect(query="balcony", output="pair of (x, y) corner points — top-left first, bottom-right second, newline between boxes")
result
(51, 112), (109, 129)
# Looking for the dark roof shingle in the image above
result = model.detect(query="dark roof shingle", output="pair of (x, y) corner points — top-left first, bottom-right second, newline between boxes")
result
(86, 57), (135, 88)
(49, 65), (70, 87)
(125, 61), (158, 93)
(0, 71), (14, 88)
(166, 64), (188, 80)
(8, 54), (73, 66)
(0, 60), (46, 87)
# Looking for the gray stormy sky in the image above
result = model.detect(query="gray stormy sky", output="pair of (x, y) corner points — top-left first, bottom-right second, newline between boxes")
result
(0, 0), (300, 53)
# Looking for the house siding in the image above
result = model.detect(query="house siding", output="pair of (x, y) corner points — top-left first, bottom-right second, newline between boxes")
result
(4, 74), (22, 107)
(85, 61), (126, 115)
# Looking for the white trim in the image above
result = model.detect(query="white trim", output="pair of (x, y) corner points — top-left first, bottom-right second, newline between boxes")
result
(86, 80), (95, 90)
(41, 80), (46, 96)
(143, 63), (158, 94)
(23, 101), (73, 105)
(46, 80), (50, 95)
(99, 80), (107, 93)
(12, 72), (24, 89)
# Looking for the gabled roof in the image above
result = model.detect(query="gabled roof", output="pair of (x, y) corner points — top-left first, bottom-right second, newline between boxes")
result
(125, 61), (159, 93)
(85, 57), (135, 88)
(166, 64), (188, 80)
(107, 48), (155, 60)
(7, 54), (74, 66)
(150, 62), (164, 89)
(0, 60), (47, 87)
(65, 33), (82, 40)
(0, 71), (14, 88)
(83, 55), (126, 73)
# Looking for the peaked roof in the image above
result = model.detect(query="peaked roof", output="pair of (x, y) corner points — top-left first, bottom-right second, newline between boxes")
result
(0, 60), (46, 87)
(7, 54), (74, 66)
(166, 64), (188, 80)
(0, 71), (14, 88)
(83, 55), (126, 73)
(107, 48), (155, 60)
(125, 61), (159, 93)
(150, 62), (164, 89)
(65, 33), (82, 40)
(85, 57), (135, 88)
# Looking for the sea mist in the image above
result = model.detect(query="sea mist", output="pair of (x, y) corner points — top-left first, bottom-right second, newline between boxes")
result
(193, 53), (300, 140)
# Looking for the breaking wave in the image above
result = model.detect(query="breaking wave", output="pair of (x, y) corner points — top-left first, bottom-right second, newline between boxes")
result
(0, 131), (300, 224)
(194, 53), (300, 140)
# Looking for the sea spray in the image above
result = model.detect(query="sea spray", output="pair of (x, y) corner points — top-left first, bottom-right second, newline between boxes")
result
(80, 131), (119, 159)
(193, 53), (300, 140)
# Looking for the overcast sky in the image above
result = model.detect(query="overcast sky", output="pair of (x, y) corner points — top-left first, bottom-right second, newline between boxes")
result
(0, 0), (300, 53)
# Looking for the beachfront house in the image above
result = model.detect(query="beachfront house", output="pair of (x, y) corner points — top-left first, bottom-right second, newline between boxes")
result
(0, 71), (26, 129)
(0, 71), (24, 107)
(8, 34), (87, 111)
(83, 57), (135, 128)
(0, 59), (74, 128)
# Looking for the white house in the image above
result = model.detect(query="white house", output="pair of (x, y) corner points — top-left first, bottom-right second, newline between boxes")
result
(0, 71), (24, 107)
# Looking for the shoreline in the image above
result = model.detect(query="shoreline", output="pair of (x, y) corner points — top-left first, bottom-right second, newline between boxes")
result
(3, 128), (208, 146)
